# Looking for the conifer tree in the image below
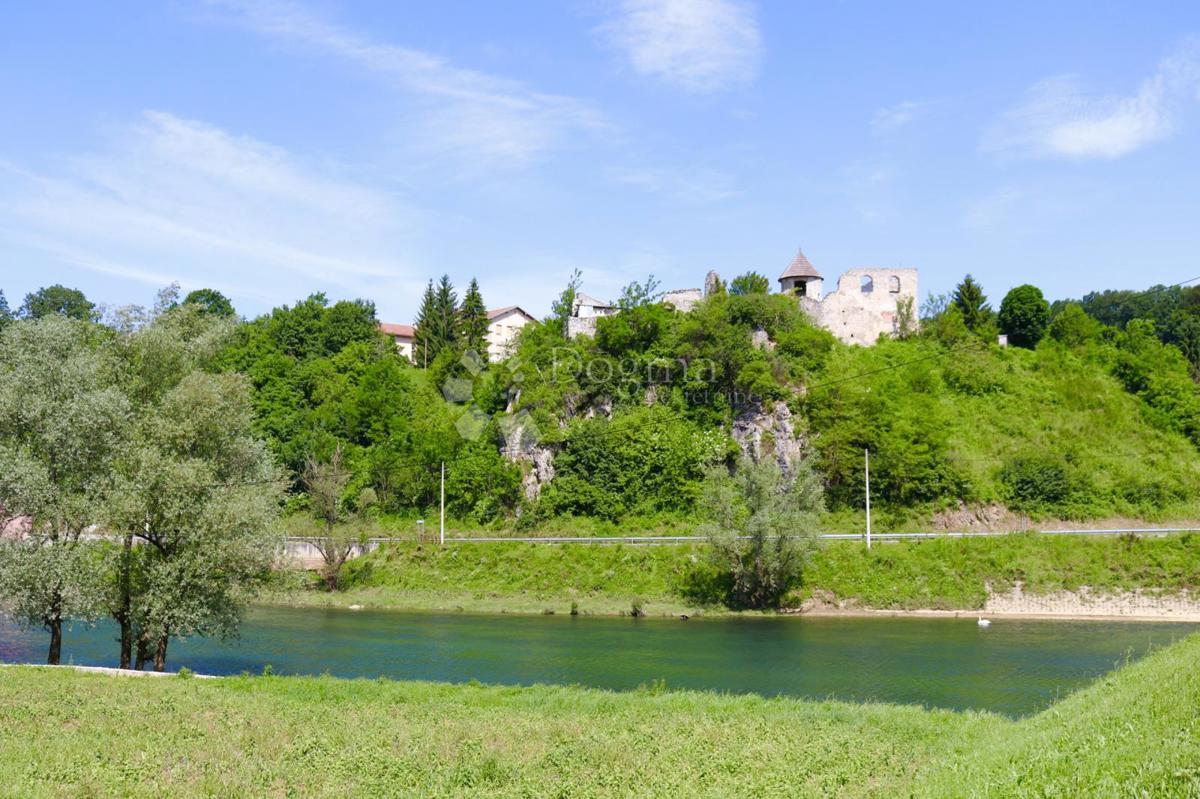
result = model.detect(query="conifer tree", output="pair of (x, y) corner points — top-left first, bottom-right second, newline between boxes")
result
(433, 275), (458, 347)
(412, 280), (438, 367)
(953, 274), (991, 332)
(413, 275), (460, 366)
(458, 278), (489, 356)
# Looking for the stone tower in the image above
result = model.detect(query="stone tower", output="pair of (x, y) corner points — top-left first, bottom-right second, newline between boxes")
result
(777, 248), (823, 299)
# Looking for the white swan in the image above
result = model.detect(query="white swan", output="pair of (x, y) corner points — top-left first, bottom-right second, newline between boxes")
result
(977, 618), (991, 627)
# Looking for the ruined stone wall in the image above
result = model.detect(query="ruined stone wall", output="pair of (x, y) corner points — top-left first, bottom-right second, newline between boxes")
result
(662, 288), (702, 313)
(800, 268), (917, 345)
(566, 316), (598, 339)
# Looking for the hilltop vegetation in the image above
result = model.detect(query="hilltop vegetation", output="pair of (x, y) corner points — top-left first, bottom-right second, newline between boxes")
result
(7, 274), (1200, 535)
(2, 632), (1197, 797)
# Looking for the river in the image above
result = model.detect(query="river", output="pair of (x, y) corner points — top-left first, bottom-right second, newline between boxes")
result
(1, 607), (1193, 717)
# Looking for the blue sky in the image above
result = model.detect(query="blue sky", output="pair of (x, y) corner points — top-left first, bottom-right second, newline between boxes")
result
(2, 1), (1199, 324)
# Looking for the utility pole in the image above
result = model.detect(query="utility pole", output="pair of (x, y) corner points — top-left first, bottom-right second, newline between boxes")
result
(864, 448), (872, 550)
(439, 461), (445, 547)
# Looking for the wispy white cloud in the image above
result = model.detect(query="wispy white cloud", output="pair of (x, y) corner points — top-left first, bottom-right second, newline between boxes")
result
(607, 164), (740, 203)
(598, 0), (762, 92)
(871, 100), (928, 134)
(0, 111), (426, 308)
(962, 185), (1028, 233)
(206, 0), (607, 167)
(983, 42), (1200, 160)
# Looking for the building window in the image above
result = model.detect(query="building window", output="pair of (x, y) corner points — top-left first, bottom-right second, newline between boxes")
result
(860, 275), (874, 294)
(888, 275), (901, 293)
(795, 282), (807, 297)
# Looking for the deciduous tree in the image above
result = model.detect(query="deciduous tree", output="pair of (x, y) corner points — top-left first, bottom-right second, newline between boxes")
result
(20, 284), (96, 322)
(184, 288), (236, 318)
(0, 317), (128, 663)
(698, 459), (823, 609)
(729, 272), (770, 296)
(301, 443), (358, 591)
(107, 308), (280, 671)
(999, 284), (1051, 348)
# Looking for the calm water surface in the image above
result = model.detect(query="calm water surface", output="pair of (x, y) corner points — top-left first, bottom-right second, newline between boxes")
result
(1, 607), (1193, 717)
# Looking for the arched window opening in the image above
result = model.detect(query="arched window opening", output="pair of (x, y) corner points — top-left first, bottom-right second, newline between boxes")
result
(860, 275), (874, 294)
(888, 275), (901, 293)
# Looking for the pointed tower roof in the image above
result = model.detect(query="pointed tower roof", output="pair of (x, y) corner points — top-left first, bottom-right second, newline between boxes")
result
(779, 248), (821, 280)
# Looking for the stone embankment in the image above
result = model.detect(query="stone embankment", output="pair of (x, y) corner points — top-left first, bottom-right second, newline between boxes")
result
(983, 583), (1200, 621)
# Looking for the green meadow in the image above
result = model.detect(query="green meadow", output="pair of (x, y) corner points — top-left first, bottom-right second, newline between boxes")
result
(1, 633), (1197, 797)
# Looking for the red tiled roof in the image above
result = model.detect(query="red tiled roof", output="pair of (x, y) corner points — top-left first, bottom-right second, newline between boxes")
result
(779, 248), (821, 280)
(379, 322), (415, 338)
(487, 306), (536, 321)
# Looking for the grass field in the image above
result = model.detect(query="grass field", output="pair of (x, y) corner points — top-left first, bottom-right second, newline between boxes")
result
(267, 532), (1200, 615)
(1, 633), (1197, 797)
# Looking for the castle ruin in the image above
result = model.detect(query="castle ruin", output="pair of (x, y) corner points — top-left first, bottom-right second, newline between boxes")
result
(777, 248), (917, 345)
(566, 247), (917, 346)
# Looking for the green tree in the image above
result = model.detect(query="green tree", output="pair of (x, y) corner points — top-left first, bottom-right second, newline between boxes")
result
(999, 284), (1051, 348)
(617, 275), (661, 311)
(952, 275), (991, 331)
(414, 276), (459, 365)
(458, 278), (489, 355)
(20, 284), (96, 321)
(1049, 303), (1103, 347)
(413, 281), (438, 367)
(729, 272), (770, 296)
(446, 441), (522, 523)
(100, 306), (279, 670)
(108, 368), (281, 671)
(183, 288), (236, 317)
(0, 290), (11, 328)
(434, 274), (459, 347)
(0, 317), (129, 664)
(697, 459), (823, 609)
(548, 269), (583, 338)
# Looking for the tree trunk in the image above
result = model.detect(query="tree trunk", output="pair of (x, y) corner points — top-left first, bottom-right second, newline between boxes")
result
(117, 617), (132, 670)
(46, 617), (62, 665)
(135, 635), (151, 671)
(153, 634), (169, 672)
(116, 532), (133, 669)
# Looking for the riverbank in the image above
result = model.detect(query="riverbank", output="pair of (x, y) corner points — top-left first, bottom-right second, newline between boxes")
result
(265, 533), (1200, 619)
(2, 633), (1197, 796)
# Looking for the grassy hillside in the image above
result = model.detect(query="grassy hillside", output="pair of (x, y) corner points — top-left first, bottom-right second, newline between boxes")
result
(921, 631), (1200, 797)
(805, 336), (1200, 525)
(2, 634), (1197, 797)
(272, 540), (709, 615)
(269, 533), (1200, 615)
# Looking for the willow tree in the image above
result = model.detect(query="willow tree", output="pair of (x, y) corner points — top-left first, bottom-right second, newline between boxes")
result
(106, 306), (282, 671)
(698, 459), (823, 609)
(0, 317), (128, 664)
(109, 370), (282, 670)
